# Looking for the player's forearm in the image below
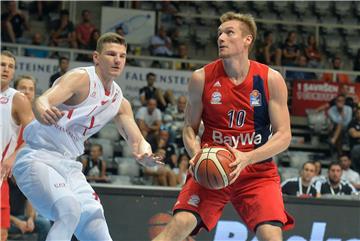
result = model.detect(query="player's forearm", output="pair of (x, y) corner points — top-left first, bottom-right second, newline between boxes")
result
(183, 125), (201, 158)
(246, 130), (291, 164)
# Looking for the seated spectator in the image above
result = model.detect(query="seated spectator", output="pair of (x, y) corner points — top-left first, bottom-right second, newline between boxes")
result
(155, 130), (177, 167)
(339, 153), (360, 190)
(172, 153), (190, 186)
(304, 34), (322, 68)
(286, 55), (317, 80)
(255, 31), (281, 66)
(315, 84), (355, 113)
(281, 31), (300, 66)
(49, 56), (69, 87)
(8, 177), (51, 241)
(322, 56), (350, 84)
(142, 149), (177, 187)
(136, 98), (162, 146)
(163, 95), (187, 146)
(328, 95), (352, 154)
(25, 32), (49, 58)
(174, 44), (194, 70)
(77, 28), (100, 62)
(1, 1), (30, 43)
(315, 162), (357, 196)
(353, 49), (360, 83)
(76, 10), (96, 49)
(82, 144), (109, 183)
(149, 26), (173, 57)
(312, 160), (326, 183)
(281, 161), (317, 197)
(139, 72), (175, 111)
(49, 9), (77, 48)
(349, 108), (360, 173)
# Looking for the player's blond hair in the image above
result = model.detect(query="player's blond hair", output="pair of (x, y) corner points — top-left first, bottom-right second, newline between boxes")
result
(220, 12), (257, 50)
(1, 50), (16, 64)
(96, 32), (127, 53)
(14, 75), (36, 89)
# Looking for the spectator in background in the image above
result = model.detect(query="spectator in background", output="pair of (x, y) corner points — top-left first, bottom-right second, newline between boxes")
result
(48, 56), (69, 87)
(136, 98), (162, 147)
(286, 55), (317, 80)
(76, 10), (96, 49)
(339, 154), (360, 190)
(174, 44), (194, 70)
(315, 162), (357, 196)
(315, 84), (355, 113)
(163, 95), (187, 146)
(77, 28), (100, 62)
(139, 72), (175, 111)
(281, 31), (300, 66)
(281, 161), (317, 197)
(150, 26), (173, 57)
(353, 49), (360, 83)
(8, 177), (51, 241)
(322, 56), (350, 84)
(304, 34), (322, 68)
(172, 153), (190, 186)
(328, 95), (352, 154)
(155, 129), (177, 167)
(49, 9), (77, 48)
(82, 144), (109, 183)
(24, 32), (48, 58)
(312, 160), (326, 183)
(1, 1), (30, 43)
(348, 108), (360, 173)
(255, 31), (281, 66)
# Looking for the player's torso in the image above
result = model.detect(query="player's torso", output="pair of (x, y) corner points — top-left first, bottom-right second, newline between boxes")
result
(0, 88), (21, 161)
(201, 60), (271, 153)
(24, 66), (123, 158)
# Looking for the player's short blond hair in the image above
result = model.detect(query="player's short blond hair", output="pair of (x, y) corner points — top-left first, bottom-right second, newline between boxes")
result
(96, 32), (127, 53)
(220, 12), (257, 50)
(14, 75), (36, 89)
(1, 50), (16, 64)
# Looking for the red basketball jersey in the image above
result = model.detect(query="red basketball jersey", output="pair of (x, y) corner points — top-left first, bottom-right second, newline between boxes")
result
(201, 59), (271, 160)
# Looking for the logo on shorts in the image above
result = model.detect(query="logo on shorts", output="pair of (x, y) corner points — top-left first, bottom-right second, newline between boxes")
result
(187, 195), (200, 207)
(250, 89), (262, 107)
(54, 183), (66, 188)
(211, 91), (222, 104)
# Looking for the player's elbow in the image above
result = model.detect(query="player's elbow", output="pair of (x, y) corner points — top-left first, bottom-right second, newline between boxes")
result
(281, 130), (292, 150)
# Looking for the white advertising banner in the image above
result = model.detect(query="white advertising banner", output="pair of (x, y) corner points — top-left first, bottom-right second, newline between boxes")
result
(101, 7), (156, 45)
(14, 56), (191, 100)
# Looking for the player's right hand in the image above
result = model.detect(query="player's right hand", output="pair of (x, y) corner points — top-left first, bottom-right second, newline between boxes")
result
(39, 106), (64, 125)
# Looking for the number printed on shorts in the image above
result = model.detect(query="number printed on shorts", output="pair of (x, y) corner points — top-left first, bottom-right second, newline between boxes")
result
(227, 109), (246, 128)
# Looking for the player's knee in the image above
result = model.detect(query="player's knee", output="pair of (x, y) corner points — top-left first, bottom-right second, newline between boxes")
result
(1, 229), (8, 241)
(256, 223), (282, 241)
(172, 212), (198, 231)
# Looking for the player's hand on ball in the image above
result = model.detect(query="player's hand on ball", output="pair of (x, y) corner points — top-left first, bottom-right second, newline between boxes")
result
(188, 144), (208, 176)
(225, 143), (251, 184)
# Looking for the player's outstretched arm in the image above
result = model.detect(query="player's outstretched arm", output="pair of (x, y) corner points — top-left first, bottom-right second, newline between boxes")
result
(183, 68), (205, 159)
(34, 69), (88, 125)
(114, 98), (163, 167)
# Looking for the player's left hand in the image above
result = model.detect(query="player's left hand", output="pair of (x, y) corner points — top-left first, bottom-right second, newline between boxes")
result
(225, 143), (251, 184)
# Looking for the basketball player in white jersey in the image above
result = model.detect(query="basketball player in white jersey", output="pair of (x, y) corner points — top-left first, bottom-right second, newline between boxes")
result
(13, 33), (162, 241)
(1, 51), (34, 241)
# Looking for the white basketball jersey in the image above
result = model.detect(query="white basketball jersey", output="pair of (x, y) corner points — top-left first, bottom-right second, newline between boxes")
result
(1, 88), (21, 161)
(23, 66), (123, 158)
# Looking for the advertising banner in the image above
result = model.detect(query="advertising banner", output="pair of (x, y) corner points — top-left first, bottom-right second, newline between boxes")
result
(14, 56), (191, 101)
(291, 80), (360, 116)
(94, 185), (360, 241)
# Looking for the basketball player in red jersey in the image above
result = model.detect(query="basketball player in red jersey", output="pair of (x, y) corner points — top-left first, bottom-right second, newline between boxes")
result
(1, 51), (34, 241)
(154, 12), (294, 241)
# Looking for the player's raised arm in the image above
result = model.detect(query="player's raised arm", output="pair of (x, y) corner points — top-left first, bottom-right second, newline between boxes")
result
(114, 98), (162, 167)
(34, 69), (88, 125)
(183, 68), (205, 158)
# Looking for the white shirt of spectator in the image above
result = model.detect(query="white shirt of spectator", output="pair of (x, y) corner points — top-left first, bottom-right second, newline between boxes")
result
(0, 88), (21, 161)
(23, 66), (123, 159)
(342, 169), (360, 185)
(135, 106), (162, 127)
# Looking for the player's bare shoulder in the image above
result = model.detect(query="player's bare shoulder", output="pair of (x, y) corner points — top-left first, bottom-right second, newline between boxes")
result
(189, 68), (205, 95)
(55, 68), (89, 89)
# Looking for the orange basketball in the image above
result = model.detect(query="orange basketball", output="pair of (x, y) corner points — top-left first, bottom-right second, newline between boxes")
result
(192, 147), (236, 190)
